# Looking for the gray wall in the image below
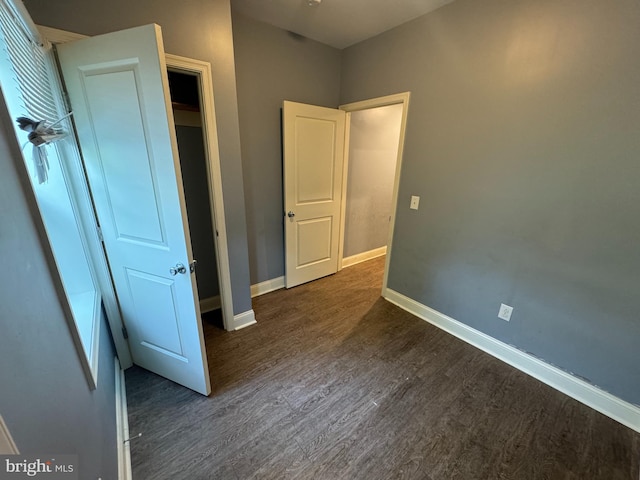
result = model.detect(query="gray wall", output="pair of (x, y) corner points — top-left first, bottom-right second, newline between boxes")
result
(341, 0), (640, 404)
(344, 104), (402, 258)
(232, 12), (341, 284)
(175, 125), (220, 300)
(25, 0), (253, 315)
(0, 93), (117, 478)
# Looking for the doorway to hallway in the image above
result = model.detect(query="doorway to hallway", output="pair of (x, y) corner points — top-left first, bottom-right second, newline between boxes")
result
(340, 102), (403, 271)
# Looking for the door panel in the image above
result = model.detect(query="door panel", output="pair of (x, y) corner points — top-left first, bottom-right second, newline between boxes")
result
(83, 68), (167, 245)
(297, 217), (332, 266)
(58, 24), (211, 395)
(296, 117), (337, 203)
(283, 101), (345, 288)
(125, 269), (184, 356)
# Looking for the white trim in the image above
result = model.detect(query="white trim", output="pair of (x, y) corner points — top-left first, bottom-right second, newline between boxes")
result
(251, 276), (285, 298)
(86, 290), (101, 381)
(339, 92), (411, 298)
(232, 310), (257, 330)
(341, 246), (387, 269)
(384, 289), (640, 434)
(199, 295), (221, 313)
(337, 114), (351, 272)
(114, 357), (132, 480)
(36, 25), (87, 43)
(48, 66), (105, 383)
(165, 54), (235, 332)
(0, 415), (19, 454)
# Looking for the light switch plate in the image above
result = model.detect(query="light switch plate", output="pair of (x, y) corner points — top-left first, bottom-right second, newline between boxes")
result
(410, 195), (420, 210)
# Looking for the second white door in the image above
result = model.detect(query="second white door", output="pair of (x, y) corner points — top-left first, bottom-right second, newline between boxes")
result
(283, 101), (346, 288)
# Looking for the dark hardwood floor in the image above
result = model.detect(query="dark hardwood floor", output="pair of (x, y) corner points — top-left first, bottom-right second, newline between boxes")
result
(126, 256), (640, 479)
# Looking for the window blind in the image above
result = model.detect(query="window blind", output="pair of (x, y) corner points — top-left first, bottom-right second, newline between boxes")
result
(0, 0), (59, 123)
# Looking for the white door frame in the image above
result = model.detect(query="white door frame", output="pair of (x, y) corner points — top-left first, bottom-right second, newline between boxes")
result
(338, 92), (411, 296)
(165, 54), (234, 331)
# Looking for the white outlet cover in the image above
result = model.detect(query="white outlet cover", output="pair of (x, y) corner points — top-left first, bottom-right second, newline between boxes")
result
(498, 303), (513, 322)
(410, 195), (420, 210)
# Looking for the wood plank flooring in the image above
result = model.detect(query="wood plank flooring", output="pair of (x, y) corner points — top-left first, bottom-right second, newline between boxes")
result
(126, 256), (640, 479)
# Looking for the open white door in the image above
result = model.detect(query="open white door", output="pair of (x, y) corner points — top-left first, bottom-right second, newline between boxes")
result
(57, 24), (211, 395)
(283, 101), (346, 288)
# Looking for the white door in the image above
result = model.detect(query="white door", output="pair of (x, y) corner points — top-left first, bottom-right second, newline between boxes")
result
(58, 24), (211, 395)
(283, 101), (346, 288)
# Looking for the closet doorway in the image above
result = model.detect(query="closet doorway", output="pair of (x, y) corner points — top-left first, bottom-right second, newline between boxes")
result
(166, 55), (234, 330)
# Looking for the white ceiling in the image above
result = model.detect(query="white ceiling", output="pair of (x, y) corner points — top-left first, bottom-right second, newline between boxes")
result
(230, 0), (455, 49)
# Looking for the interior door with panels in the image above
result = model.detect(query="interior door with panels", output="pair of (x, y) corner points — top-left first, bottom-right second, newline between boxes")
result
(58, 24), (210, 395)
(283, 101), (346, 288)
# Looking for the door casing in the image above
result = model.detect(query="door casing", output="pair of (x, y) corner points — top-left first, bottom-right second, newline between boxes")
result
(165, 54), (234, 331)
(338, 92), (411, 296)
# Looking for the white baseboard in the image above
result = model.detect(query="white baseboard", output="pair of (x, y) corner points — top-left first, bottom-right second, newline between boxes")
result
(233, 309), (257, 330)
(341, 246), (387, 269)
(384, 289), (640, 433)
(250, 248), (388, 297)
(251, 276), (285, 298)
(0, 415), (19, 454)
(114, 357), (132, 480)
(200, 295), (221, 313)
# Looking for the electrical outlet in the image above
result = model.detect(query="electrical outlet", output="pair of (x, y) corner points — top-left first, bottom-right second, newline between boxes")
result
(498, 303), (513, 322)
(410, 195), (420, 210)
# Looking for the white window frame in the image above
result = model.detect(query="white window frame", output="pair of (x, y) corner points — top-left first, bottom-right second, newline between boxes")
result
(35, 24), (134, 369)
(0, 0), (107, 387)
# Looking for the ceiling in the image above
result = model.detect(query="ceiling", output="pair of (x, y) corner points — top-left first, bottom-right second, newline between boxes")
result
(230, 0), (455, 49)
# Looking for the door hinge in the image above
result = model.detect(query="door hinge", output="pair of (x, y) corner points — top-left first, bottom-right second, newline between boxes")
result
(96, 225), (104, 242)
(51, 45), (73, 114)
(122, 326), (129, 339)
(62, 90), (72, 114)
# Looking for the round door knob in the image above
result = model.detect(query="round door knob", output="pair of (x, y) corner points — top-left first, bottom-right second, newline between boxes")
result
(170, 263), (187, 275)
(287, 211), (295, 218)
